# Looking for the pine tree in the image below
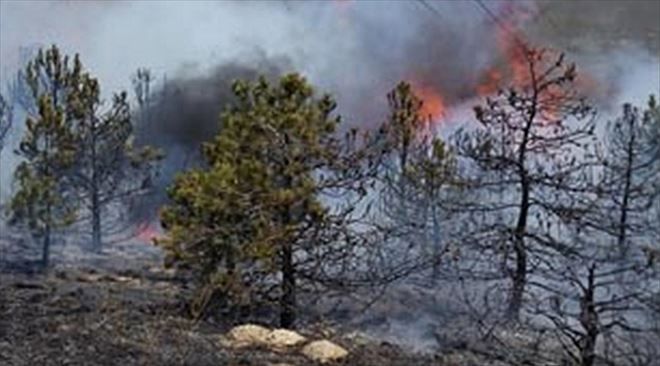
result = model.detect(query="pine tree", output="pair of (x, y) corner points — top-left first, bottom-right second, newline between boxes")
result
(598, 97), (660, 257)
(68, 71), (161, 251)
(160, 74), (381, 328)
(532, 98), (660, 366)
(640, 96), (660, 242)
(453, 49), (597, 321)
(9, 46), (80, 267)
(379, 82), (426, 232)
(406, 138), (458, 279)
(10, 45), (161, 263)
(378, 82), (458, 279)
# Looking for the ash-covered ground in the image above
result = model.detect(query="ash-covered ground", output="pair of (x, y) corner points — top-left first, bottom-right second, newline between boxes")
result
(0, 235), (446, 366)
(0, 231), (554, 366)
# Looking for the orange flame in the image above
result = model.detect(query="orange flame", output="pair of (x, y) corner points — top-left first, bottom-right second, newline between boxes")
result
(410, 81), (447, 126)
(476, 3), (534, 96)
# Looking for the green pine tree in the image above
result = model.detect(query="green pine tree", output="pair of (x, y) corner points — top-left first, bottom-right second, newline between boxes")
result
(10, 45), (161, 265)
(160, 74), (379, 328)
(10, 46), (80, 267)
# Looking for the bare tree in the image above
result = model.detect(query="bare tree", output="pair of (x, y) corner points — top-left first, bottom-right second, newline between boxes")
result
(132, 67), (154, 132)
(453, 49), (597, 321)
(597, 100), (660, 257)
(514, 98), (660, 366)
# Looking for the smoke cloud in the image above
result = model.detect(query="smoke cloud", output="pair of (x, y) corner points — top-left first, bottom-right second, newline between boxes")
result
(1, 0), (658, 203)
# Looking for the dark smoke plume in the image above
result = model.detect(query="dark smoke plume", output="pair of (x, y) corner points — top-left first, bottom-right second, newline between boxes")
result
(131, 57), (292, 222)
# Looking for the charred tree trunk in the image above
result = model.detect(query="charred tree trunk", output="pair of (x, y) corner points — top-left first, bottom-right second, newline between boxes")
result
(507, 233), (527, 320)
(616, 109), (636, 258)
(505, 65), (536, 321)
(431, 203), (441, 280)
(91, 190), (101, 251)
(579, 264), (599, 366)
(507, 175), (530, 321)
(90, 113), (102, 251)
(41, 222), (51, 268)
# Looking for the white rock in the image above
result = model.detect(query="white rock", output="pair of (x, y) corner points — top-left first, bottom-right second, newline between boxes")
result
(224, 324), (271, 347)
(266, 329), (307, 348)
(301, 340), (348, 363)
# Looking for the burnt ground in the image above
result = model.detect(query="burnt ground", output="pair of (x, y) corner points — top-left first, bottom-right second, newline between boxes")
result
(0, 266), (464, 366)
(0, 230), (458, 366)
(0, 228), (544, 366)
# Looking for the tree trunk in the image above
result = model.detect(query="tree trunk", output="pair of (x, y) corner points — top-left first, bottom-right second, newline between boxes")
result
(504, 70), (539, 322)
(506, 237), (527, 321)
(431, 204), (441, 280)
(507, 175), (530, 321)
(617, 112), (636, 258)
(579, 265), (599, 366)
(279, 149), (296, 329)
(42, 223), (51, 268)
(90, 113), (102, 251)
(91, 188), (101, 251)
(280, 242), (296, 328)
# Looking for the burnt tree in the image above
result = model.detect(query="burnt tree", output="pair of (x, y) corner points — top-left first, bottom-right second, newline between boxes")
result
(454, 49), (597, 321)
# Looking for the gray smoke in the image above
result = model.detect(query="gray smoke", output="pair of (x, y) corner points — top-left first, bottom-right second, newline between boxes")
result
(135, 58), (291, 160)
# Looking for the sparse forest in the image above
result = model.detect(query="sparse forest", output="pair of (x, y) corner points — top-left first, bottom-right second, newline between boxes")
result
(1, 1), (659, 365)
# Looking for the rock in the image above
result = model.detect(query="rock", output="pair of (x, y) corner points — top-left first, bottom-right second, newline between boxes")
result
(266, 329), (306, 348)
(223, 325), (307, 349)
(301, 340), (348, 363)
(223, 324), (271, 348)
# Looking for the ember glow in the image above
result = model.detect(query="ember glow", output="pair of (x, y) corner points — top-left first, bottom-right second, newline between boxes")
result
(136, 223), (161, 244)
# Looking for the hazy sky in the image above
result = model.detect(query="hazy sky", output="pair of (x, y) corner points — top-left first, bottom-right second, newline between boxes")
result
(1, 1), (658, 101)
(1, 0), (658, 199)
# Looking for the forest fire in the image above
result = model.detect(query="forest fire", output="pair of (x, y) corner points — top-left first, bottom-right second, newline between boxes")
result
(472, 0), (601, 125)
(2, 2), (658, 365)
